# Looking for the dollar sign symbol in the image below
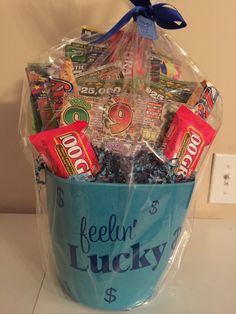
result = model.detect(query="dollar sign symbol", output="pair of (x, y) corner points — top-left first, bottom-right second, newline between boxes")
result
(56, 187), (64, 208)
(149, 200), (159, 215)
(171, 226), (182, 250)
(104, 287), (117, 304)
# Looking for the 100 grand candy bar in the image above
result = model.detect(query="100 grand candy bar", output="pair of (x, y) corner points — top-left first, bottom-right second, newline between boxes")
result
(30, 121), (101, 179)
(163, 105), (216, 180)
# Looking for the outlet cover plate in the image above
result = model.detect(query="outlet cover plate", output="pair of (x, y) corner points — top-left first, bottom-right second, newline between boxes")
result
(209, 154), (236, 204)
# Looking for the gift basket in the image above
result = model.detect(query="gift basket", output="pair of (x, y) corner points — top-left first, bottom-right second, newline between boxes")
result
(19, 0), (223, 311)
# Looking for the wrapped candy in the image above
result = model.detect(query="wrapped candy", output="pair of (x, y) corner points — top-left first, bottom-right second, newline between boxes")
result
(29, 121), (101, 179)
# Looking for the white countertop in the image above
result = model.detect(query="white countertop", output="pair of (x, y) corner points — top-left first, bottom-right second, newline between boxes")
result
(0, 214), (236, 314)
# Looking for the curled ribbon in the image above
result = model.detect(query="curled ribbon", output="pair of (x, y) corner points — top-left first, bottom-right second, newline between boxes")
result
(93, 0), (187, 43)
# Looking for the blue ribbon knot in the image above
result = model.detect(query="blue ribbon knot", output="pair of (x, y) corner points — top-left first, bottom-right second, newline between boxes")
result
(93, 0), (186, 43)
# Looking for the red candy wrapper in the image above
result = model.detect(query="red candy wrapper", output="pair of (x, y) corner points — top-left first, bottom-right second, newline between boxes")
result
(29, 121), (101, 178)
(163, 105), (216, 179)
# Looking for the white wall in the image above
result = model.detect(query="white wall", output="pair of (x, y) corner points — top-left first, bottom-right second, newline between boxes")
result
(0, 0), (235, 216)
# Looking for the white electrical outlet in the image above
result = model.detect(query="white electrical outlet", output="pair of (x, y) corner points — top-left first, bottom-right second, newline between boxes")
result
(209, 154), (236, 204)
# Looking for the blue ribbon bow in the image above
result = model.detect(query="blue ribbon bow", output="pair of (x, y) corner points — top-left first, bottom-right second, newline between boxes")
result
(93, 0), (186, 43)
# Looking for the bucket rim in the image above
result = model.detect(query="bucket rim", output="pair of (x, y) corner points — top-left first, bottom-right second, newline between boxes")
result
(46, 170), (195, 188)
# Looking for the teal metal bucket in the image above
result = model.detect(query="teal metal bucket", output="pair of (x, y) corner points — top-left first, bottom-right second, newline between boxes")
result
(46, 171), (195, 310)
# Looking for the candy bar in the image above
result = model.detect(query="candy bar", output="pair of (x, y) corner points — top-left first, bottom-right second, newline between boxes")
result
(163, 105), (216, 179)
(29, 121), (101, 178)
(194, 81), (219, 119)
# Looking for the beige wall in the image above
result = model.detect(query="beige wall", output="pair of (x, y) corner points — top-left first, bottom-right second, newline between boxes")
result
(0, 0), (235, 216)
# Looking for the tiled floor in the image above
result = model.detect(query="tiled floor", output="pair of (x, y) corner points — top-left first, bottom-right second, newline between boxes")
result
(1, 214), (236, 314)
